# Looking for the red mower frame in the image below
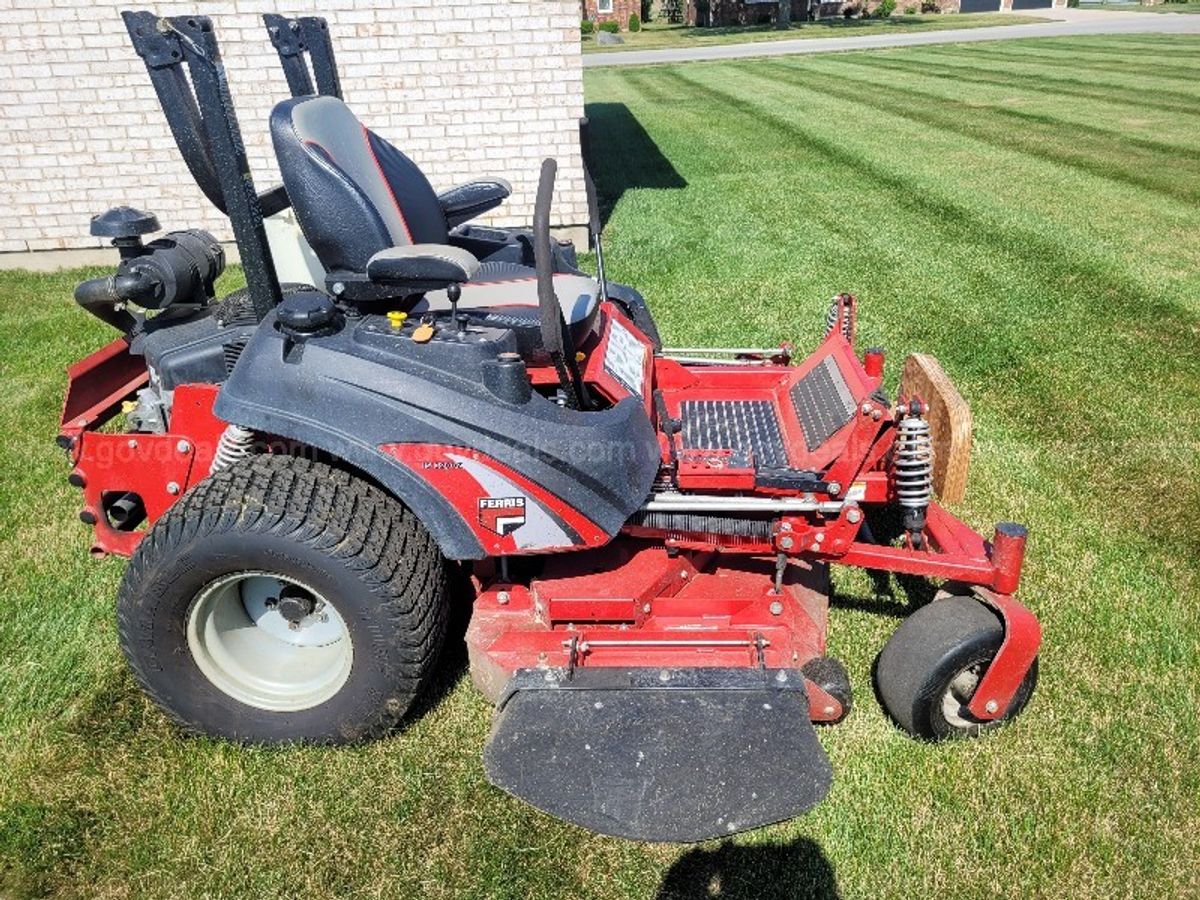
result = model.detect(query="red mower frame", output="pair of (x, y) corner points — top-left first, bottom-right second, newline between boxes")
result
(60, 303), (1040, 724)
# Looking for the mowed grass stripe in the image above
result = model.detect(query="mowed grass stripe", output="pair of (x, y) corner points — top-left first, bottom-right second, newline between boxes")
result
(776, 58), (1200, 194)
(1007, 33), (1200, 53)
(854, 52), (1200, 118)
(928, 42), (1200, 80)
(960, 34), (1200, 60)
(656, 59), (1199, 321)
(923, 44), (1200, 92)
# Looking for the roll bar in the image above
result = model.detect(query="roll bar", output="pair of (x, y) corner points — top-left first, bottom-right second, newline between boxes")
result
(123, 11), (283, 321)
(124, 12), (290, 221)
(263, 14), (343, 99)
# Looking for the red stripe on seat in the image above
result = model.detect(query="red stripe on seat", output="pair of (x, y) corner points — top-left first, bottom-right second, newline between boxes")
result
(361, 125), (414, 245)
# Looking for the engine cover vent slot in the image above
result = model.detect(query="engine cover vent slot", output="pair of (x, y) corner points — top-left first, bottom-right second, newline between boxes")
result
(223, 337), (249, 375)
(213, 288), (259, 327)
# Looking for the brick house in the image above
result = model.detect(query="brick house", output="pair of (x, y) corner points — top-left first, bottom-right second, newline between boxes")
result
(688, 0), (1060, 24)
(689, 0), (803, 26)
(582, 0), (642, 28)
(0, 0), (588, 261)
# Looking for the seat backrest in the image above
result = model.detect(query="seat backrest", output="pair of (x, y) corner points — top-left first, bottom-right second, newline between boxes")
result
(271, 95), (449, 273)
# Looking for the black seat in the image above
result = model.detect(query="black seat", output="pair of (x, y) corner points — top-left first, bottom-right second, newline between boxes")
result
(270, 95), (601, 331)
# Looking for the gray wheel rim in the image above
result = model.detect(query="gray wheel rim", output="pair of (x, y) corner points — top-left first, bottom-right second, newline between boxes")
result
(941, 663), (984, 731)
(186, 572), (353, 712)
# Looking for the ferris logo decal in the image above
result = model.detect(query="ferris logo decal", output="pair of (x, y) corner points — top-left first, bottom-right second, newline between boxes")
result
(478, 496), (527, 536)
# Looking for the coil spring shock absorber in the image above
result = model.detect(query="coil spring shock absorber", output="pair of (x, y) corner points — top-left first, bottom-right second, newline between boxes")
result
(211, 424), (256, 472)
(824, 293), (856, 344)
(894, 403), (933, 547)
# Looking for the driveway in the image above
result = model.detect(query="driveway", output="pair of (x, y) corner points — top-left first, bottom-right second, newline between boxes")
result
(582, 7), (1200, 67)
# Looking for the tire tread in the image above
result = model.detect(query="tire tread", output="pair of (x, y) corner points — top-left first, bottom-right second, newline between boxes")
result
(117, 454), (448, 744)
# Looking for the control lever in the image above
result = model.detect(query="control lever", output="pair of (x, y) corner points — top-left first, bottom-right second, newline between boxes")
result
(579, 117), (608, 303)
(653, 390), (683, 488)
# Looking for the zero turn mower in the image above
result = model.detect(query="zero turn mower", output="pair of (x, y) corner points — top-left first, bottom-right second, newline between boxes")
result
(58, 12), (1040, 842)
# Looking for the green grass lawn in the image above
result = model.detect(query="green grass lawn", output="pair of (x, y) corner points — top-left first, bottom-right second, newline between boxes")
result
(582, 13), (1050, 52)
(4, 33), (1200, 899)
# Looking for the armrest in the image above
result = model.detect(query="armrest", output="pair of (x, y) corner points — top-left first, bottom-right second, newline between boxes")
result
(438, 178), (512, 229)
(365, 244), (481, 291)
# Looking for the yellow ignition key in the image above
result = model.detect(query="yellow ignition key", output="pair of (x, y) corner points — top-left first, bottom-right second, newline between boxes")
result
(387, 310), (407, 330)
(412, 322), (435, 344)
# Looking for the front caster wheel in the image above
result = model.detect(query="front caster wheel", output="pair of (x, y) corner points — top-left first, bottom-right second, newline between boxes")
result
(875, 595), (1037, 741)
(802, 656), (852, 724)
(117, 455), (448, 744)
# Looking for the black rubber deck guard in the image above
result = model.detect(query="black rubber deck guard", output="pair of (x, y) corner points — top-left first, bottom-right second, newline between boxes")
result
(482, 667), (833, 842)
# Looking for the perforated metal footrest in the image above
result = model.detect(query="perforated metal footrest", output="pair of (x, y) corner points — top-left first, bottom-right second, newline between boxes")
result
(482, 667), (833, 842)
(680, 399), (787, 468)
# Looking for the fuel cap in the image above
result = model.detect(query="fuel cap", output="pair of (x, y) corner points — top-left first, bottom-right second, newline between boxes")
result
(277, 291), (337, 335)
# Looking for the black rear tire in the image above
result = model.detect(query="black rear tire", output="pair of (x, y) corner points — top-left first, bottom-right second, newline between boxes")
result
(117, 455), (448, 744)
(875, 595), (1037, 741)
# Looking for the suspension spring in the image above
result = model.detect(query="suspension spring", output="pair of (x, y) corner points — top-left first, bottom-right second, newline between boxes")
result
(894, 414), (933, 510)
(824, 294), (854, 342)
(211, 424), (256, 472)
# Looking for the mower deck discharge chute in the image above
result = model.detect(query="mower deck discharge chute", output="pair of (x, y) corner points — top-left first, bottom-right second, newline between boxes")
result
(58, 12), (1041, 842)
(484, 668), (832, 842)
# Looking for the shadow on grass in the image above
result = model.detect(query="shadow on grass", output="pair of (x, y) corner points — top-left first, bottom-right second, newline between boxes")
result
(656, 838), (839, 900)
(582, 102), (688, 227)
(830, 573), (936, 619)
(827, 504), (938, 618)
(0, 798), (96, 899)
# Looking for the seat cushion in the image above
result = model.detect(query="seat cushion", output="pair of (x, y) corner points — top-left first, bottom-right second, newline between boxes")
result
(271, 95), (448, 273)
(412, 265), (601, 327)
(366, 244), (481, 286)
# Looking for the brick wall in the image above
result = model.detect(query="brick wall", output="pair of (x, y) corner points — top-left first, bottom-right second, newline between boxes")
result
(0, 0), (587, 255)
